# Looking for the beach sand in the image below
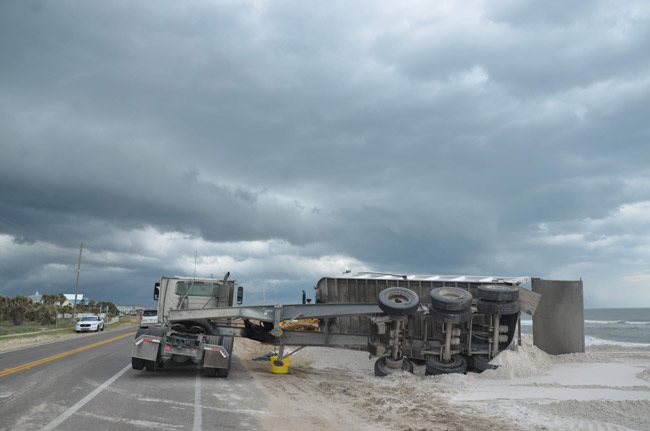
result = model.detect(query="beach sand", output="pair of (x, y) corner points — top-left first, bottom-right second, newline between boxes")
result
(236, 336), (650, 430)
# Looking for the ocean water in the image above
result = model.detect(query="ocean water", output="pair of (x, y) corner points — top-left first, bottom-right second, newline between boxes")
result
(521, 308), (650, 346)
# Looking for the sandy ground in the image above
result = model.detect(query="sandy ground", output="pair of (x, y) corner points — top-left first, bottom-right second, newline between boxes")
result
(235, 339), (522, 431)
(235, 336), (650, 431)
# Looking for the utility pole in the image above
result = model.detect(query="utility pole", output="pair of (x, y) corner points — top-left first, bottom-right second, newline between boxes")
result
(73, 242), (83, 319)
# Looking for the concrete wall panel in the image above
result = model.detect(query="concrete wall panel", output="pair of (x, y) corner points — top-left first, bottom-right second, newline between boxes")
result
(532, 278), (585, 354)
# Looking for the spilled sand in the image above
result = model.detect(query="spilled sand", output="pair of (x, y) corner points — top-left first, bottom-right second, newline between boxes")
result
(235, 335), (650, 431)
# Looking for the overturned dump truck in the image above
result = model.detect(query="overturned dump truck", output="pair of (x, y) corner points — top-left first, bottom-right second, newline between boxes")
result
(132, 273), (529, 377)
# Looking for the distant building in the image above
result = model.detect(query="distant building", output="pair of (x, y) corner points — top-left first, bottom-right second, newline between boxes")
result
(117, 304), (145, 315)
(63, 293), (86, 306)
(29, 291), (43, 303)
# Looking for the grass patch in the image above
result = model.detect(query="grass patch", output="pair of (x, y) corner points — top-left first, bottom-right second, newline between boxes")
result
(1, 319), (81, 337)
(0, 316), (137, 339)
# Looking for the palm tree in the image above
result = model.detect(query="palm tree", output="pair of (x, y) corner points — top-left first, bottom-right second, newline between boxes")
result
(0, 295), (9, 322)
(9, 296), (32, 325)
(41, 294), (58, 305)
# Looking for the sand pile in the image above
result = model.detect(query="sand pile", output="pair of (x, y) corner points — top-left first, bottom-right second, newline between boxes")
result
(481, 342), (554, 379)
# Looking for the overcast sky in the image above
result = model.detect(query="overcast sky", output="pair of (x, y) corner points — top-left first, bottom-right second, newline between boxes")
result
(1, 0), (649, 307)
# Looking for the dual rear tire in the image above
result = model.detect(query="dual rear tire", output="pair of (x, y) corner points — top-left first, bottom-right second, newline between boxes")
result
(429, 287), (472, 323)
(425, 354), (467, 375)
(374, 356), (414, 376)
(476, 285), (520, 315)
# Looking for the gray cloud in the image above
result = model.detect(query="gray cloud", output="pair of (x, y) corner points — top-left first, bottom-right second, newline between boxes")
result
(1, 0), (650, 306)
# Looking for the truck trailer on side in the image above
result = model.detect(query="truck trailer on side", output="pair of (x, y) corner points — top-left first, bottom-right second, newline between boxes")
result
(132, 273), (533, 377)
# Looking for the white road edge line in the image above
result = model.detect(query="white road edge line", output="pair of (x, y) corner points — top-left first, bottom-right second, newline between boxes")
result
(41, 364), (131, 431)
(193, 371), (203, 431)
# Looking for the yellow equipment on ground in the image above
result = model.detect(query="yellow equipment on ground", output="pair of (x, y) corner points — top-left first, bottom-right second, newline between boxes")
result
(269, 355), (291, 374)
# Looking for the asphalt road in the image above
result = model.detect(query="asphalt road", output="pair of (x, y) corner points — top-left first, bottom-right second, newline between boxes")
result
(0, 327), (266, 431)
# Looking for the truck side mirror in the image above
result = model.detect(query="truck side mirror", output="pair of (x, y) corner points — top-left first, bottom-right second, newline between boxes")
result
(153, 282), (160, 301)
(236, 286), (244, 305)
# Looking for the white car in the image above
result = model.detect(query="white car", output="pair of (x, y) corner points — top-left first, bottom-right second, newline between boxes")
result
(140, 309), (158, 328)
(75, 316), (104, 332)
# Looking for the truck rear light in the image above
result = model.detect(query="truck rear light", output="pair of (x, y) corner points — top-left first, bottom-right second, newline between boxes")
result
(165, 345), (171, 351)
(143, 337), (160, 343)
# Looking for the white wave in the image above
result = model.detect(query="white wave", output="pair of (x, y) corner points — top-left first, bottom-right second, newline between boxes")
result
(584, 319), (650, 325)
(585, 336), (650, 347)
(520, 319), (649, 326)
(584, 320), (618, 325)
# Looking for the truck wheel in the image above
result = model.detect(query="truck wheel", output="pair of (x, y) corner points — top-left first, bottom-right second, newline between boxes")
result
(425, 355), (467, 375)
(131, 357), (145, 370)
(471, 355), (498, 372)
(430, 287), (472, 311)
(216, 368), (230, 378)
(378, 287), (420, 316)
(374, 356), (414, 376)
(477, 284), (519, 302)
(144, 360), (157, 372)
(429, 306), (472, 324)
(476, 300), (519, 315)
(204, 367), (218, 377)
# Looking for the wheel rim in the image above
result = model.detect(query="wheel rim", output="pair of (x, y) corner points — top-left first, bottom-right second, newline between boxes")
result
(439, 289), (462, 299)
(388, 292), (411, 305)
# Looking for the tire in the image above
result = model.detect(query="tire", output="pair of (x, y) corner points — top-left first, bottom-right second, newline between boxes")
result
(429, 306), (472, 324)
(204, 367), (218, 377)
(374, 356), (414, 377)
(131, 357), (145, 370)
(425, 355), (467, 375)
(477, 284), (519, 302)
(144, 360), (157, 372)
(430, 287), (472, 311)
(377, 287), (420, 316)
(471, 355), (497, 372)
(100, 325), (104, 331)
(476, 300), (519, 315)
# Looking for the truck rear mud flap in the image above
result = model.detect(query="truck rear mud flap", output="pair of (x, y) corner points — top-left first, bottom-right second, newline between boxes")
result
(203, 344), (230, 369)
(132, 335), (162, 361)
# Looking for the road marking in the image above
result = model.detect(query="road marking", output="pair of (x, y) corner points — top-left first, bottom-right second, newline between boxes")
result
(193, 372), (203, 431)
(0, 332), (134, 378)
(138, 396), (266, 415)
(76, 411), (184, 430)
(41, 363), (131, 431)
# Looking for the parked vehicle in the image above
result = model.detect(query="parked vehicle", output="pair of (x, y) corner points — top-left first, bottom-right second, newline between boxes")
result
(140, 309), (158, 328)
(132, 272), (537, 378)
(76, 315), (104, 332)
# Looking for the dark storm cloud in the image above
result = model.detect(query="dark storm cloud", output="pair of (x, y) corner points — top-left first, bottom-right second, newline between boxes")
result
(1, 0), (650, 306)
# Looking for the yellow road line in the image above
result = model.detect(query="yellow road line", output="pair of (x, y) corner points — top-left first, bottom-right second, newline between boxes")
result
(0, 332), (135, 378)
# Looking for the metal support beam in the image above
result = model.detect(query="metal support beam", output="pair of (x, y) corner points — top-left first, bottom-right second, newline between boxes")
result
(168, 303), (383, 323)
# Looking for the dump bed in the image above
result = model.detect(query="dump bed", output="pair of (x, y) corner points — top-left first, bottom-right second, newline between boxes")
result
(315, 273), (529, 338)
